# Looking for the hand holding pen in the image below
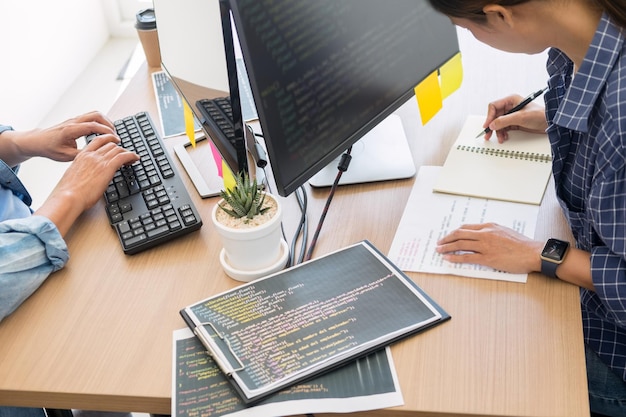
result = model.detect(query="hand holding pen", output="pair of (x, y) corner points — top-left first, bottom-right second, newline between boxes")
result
(476, 87), (548, 138)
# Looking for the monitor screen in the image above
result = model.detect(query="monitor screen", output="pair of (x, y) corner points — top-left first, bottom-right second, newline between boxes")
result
(229, 0), (459, 197)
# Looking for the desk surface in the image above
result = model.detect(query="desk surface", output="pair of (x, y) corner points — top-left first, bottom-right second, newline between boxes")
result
(0, 38), (589, 416)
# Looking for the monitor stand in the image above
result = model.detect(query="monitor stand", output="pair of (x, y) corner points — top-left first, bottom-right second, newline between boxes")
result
(174, 134), (223, 198)
(308, 114), (416, 188)
(174, 131), (266, 198)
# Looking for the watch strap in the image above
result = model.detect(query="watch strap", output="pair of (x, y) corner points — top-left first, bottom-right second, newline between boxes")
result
(541, 258), (559, 279)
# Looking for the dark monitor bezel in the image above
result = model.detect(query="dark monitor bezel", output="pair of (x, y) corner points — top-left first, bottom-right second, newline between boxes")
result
(216, 0), (247, 175)
(229, 0), (460, 197)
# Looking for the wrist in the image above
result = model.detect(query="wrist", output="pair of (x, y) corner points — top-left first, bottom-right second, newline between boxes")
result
(35, 189), (85, 236)
(540, 238), (570, 279)
(0, 129), (38, 166)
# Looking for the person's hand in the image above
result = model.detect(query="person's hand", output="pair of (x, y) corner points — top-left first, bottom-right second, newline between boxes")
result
(483, 94), (548, 143)
(53, 133), (138, 209)
(436, 222), (543, 274)
(14, 111), (117, 164)
(34, 133), (139, 236)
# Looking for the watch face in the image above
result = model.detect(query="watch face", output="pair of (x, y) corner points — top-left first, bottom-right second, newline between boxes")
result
(542, 238), (569, 262)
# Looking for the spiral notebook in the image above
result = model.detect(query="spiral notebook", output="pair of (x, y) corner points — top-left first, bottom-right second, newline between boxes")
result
(433, 115), (552, 205)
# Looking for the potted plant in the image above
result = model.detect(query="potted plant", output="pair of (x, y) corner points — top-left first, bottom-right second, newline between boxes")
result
(211, 172), (288, 282)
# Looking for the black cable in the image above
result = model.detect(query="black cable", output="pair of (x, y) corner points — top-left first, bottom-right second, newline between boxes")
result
(304, 147), (352, 261)
(284, 186), (308, 267)
(292, 185), (308, 265)
(287, 188), (303, 267)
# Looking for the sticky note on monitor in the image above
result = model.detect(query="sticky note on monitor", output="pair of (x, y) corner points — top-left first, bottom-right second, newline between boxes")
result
(414, 52), (463, 125)
(439, 52), (463, 99)
(414, 70), (443, 125)
(183, 99), (196, 148)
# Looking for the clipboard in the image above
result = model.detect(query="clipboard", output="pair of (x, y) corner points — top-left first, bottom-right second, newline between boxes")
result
(180, 240), (450, 403)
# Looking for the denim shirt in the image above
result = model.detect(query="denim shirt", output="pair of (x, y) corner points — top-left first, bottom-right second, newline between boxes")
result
(0, 125), (69, 323)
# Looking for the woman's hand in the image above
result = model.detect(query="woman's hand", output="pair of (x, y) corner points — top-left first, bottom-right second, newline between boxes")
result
(28, 111), (116, 161)
(1, 111), (117, 166)
(436, 222), (544, 274)
(483, 94), (548, 143)
(35, 133), (139, 236)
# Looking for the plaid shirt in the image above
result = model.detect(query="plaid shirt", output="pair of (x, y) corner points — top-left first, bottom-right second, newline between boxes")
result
(545, 13), (626, 381)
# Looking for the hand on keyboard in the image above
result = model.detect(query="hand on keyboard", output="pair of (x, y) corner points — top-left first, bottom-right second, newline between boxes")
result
(64, 133), (140, 209)
(86, 112), (203, 254)
(35, 131), (139, 237)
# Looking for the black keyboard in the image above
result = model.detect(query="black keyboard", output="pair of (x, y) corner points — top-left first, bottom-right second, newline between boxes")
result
(88, 112), (202, 254)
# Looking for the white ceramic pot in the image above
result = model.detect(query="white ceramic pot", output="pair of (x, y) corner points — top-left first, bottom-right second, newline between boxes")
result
(211, 195), (288, 281)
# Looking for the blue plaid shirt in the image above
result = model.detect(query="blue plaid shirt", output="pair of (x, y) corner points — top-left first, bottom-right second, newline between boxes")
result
(0, 125), (69, 322)
(545, 13), (626, 381)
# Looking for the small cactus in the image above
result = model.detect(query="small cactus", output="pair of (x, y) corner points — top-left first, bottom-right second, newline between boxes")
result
(218, 172), (269, 221)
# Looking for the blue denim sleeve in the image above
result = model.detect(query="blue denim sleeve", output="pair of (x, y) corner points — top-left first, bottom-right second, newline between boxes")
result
(0, 215), (69, 322)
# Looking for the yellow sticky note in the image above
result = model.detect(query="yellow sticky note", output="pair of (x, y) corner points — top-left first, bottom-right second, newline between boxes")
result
(183, 99), (196, 148)
(439, 52), (463, 99)
(414, 70), (443, 125)
(222, 160), (236, 191)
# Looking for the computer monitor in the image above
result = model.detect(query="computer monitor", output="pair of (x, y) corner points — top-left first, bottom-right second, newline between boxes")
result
(229, 0), (460, 197)
(153, 0), (248, 175)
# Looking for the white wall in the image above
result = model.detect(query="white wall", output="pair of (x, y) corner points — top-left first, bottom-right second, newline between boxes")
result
(396, 27), (550, 169)
(0, 0), (111, 129)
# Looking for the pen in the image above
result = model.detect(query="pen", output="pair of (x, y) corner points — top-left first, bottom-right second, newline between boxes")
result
(475, 86), (548, 138)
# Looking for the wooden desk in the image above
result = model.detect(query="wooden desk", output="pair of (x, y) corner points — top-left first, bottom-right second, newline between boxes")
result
(0, 33), (589, 416)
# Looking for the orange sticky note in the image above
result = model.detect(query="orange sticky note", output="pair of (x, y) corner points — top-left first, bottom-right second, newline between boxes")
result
(439, 52), (463, 99)
(414, 70), (443, 125)
(183, 99), (196, 148)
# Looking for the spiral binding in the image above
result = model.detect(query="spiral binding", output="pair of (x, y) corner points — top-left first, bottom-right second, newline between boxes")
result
(457, 145), (552, 162)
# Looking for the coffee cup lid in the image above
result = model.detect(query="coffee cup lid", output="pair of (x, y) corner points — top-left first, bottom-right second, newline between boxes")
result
(135, 8), (157, 30)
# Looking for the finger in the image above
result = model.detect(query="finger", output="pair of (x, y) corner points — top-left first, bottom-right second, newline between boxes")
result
(485, 103), (498, 128)
(74, 111), (116, 130)
(112, 151), (140, 168)
(495, 129), (509, 143)
(437, 224), (486, 245)
(440, 250), (483, 265)
(436, 238), (483, 257)
(56, 123), (115, 145)
(486, 94), (523, 120)
(75, 121), (116, 138)
(99, 144), (139, 166)
(83, 133), (121, 150)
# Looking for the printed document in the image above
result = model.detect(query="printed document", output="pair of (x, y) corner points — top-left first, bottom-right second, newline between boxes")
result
(172, 328), (403, 417)
(388, 166), (540, 283)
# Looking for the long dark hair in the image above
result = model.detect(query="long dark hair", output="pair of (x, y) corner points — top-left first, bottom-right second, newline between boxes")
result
(599, 0), (626, 28)
(427, 0), (626, 28)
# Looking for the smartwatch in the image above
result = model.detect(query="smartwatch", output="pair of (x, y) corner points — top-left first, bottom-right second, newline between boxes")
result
(540, 238), (570, 279)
